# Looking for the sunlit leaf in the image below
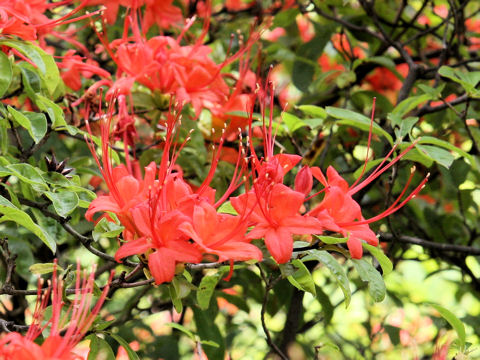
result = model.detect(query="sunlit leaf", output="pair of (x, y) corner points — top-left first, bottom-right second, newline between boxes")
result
(352, 258), (386, 302)
(303, 250), (351, 307)
(287, 259), (316, 295)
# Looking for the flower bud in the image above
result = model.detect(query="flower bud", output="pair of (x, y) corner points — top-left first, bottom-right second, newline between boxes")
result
(294, 166), (313, 196)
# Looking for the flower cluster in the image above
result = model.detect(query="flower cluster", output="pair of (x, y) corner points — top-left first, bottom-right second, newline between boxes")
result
(86, 85), (428, 285)
(0, 262), (112, 360)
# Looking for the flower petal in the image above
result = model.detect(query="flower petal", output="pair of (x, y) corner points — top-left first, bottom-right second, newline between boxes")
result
(264, 227), (293, 264)
(148, 249), (177, 285)
(115, 237), (151, 262)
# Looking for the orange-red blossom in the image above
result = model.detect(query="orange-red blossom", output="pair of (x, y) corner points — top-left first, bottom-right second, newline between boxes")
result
(85, 89), (428, 282)
(0, 261), (112, 360)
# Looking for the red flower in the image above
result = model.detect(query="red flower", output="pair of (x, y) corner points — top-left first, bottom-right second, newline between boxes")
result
(179, 200), (262, 263)
(86, 0), (144, 24)
(86, 98), (254, 284)
(229, 87), (322, 264)
(0, 261), (112, 360)
(308, 135), (428, 258)
(231, 184), (323, 263)
(309, 166), (379, 259)
(115, 203), (203, 285)
(143, 0), (183, 31)
(58, 50), (111, 91)
(225, 0), (255, 11)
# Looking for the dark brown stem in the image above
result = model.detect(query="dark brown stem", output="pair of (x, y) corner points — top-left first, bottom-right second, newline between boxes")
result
(380, 233), (480, 255)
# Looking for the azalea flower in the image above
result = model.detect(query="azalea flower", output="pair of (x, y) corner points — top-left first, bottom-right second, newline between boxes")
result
(58, 50), (111, 91)
(232, 184), (323, 263)
(91, 3), (259, 118)
(142, 0), (184, 31)
(0, 261), (112, 360)
(308, 101), (429, 258)
(86, 0), (145, 25)
(179, 200), (262, 263)
(229, 84), (323, 264)
(86, 98), (254, 284)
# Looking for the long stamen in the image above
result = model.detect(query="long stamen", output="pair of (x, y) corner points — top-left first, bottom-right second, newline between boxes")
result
(340, 171), (429, 227)
(348, 139), (419, 195)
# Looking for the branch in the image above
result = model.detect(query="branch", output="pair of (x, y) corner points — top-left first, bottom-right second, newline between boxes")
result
(258, 265), (289, 360)
(415, 94), (470, 116)
(15, 196), (138, 267)
(379, 233), (480, 255)
(0, 319), (30, 334)
(279, 288), (304, 355)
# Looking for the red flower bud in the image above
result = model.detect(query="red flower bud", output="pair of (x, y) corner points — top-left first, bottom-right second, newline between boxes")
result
(294, 166), (313, 196)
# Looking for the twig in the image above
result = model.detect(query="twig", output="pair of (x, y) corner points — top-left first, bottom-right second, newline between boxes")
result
(15, 196), (138, 267)
(258, 265), (289, 360)
(379, 233), (480, 255)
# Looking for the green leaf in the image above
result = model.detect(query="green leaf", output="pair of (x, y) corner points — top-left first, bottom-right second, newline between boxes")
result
(0, 116), (8, 154)
(169, 282), (183, 314)
(110, 334), (140, 360)
(428, 303), (466, 349)
(315, 235), (348, 244)
(217, 201), (237, 215)
(166, 322), (195, 340)
(362, 243), (393, 276)
(335, 71), (356, 88)
(0, 39), (60, 95)
(7, 238), (34, 279)
(0, 195), (56, 252)
(3, 163), (48, 191)
(352, 258), (386, 302)
(86, 334), (116, 360)
(25, 112), (48, 143)
(282, 112), (307, 133)
(287, 259), (316, 296)
(417, 136), (474, 165)
(200, 340), (220, 348)
(19, 64), (41, 98)
(29, 262), (63, 275)
(417, 83), (445, 98)
(302, 250), (351, 307)
(92, 218), (124, 242)
(315, 285), (334, 325)
(399, 147), (434, 167)
(388, 114), (418, 139)
(172, 275), (193, 299)
(391, 94), (432, 117)
(0, 40), (46, 73)
(353, 158), (385, 178)
(384, 325), (401, 346)
(94, 320), (116, 331)
(273, 7), (299, 27)
(7, 106), (46, 144)
(302, 118), (324, 129)
(34, 95), (67, 130)
(197, 273), (221, 310)
(351, 91), (394, 115)
(326, 107), (394, 145)
(438, 66), (480, 95)
(415, 144), (455, 169)
(37, 47), (61, 95)
(44, 190), (79, 218)
(192, 306), (225, 360)
(292, 31), (332, 91)
(296, 105), (327, 119)
(292, 58), (315, 92)
(0, 51), (12, 97)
